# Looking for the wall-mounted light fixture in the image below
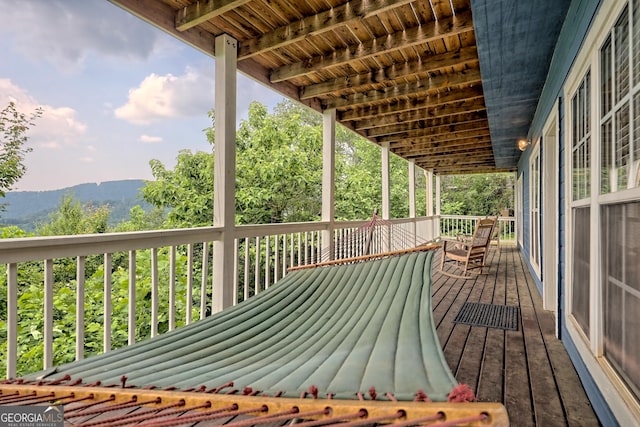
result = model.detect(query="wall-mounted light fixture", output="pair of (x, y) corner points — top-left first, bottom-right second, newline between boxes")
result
(517, 138), (530, 151)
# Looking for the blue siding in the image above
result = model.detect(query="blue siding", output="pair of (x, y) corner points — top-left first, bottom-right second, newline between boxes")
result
(517, 0), (621, 424)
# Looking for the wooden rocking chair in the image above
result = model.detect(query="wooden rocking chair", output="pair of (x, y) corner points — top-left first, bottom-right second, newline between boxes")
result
(439, 218), (495, 279)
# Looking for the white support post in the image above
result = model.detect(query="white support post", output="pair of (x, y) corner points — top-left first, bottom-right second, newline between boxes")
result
(425, 170), (434, 216)
(435, 174), (441, 239)
(381, 142), (391, 251)
(381, 142), (391, 220)
(128, 250), (136, 345)
(75, 256), (85, 361)
(435, 174), (441, 216)
(321, 109), (336, 261)
(409, 160), (416, 246)
(7, 263), (17, 378)
(212, 34), (237, 313)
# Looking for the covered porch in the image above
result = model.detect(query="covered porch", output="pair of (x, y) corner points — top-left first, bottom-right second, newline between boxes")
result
(432, 245), (599, 426)
(0, 239), (601, 425)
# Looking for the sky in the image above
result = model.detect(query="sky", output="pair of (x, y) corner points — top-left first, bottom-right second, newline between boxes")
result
(0, 0), (286, 191)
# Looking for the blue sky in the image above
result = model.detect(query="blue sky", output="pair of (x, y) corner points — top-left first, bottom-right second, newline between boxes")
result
(0, 0), (285, 191)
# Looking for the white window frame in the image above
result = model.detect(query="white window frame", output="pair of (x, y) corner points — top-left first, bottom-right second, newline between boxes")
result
(529, 141), (541, 275)
(563, 0), (640, 423)
(517, 174), (523, 248)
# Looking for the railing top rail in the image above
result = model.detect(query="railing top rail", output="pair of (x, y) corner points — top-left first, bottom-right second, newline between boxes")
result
(0, 216), (445, 264)
(440, 214), (514, 220)
(0, 227), (223, 264)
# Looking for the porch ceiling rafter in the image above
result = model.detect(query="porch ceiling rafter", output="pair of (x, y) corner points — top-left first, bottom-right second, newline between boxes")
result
(322, 68), (482, 110)
(269, 10), (475, 83)
(175, 0), (252, 31)
(395, 136), (492, 155)
(338, 85), (485, 121)
(352, 99), (486, 130)
(237, 0), (418, 60)
(377, 126), (489, 145)
(365, 117), (488, 138)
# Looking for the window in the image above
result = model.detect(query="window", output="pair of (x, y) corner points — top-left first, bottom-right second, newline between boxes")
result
(570, 71), (592, 337)
(602, 202), (640, 399)
(529, 146), (541, 272)
(598, 5), (640, 396)
(517, 174), (523, 247)
(573, 72), (591, 200)
(572, 207), (591, 336)
(600, 6), (640, 193)
(563, 0), (640, 419)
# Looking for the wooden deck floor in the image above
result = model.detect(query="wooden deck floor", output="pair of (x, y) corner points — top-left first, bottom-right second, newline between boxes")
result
(432, 245), (600, 426)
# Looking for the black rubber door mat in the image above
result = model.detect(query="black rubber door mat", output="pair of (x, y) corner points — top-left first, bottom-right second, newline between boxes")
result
(453, 302), (519, 331)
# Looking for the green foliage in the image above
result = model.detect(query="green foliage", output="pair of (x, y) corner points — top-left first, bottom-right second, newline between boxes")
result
(142, 150), (214, 227)
(440, 173), (515, 216)
(0, 247), (203, 376)
(0, 102), (42, 201)
(334, 127), (426, 219)
(235, 101), (323, 224)
(113, 205), (167, 232)
(143, 100), (427, 226)
(36, 194), (110, 236)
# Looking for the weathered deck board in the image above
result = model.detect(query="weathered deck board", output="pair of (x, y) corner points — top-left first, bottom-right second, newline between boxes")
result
(432, 245), (600, 426)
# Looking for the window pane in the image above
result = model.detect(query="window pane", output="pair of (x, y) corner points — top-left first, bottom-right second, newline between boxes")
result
(602, 118), (613, 193)
(634, 0), (640, 85)
(572, 207), (590, 336)
(602, 201), (640, 401)
(572, 72), (591, 201)
(633, 93), (640, 188)
(602, 36), (613, 115)
(616, 102), (630, 189)
(615, 6), (629, 103)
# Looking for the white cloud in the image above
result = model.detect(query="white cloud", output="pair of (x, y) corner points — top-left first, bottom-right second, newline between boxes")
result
(139, 134), (163, 143)
(79, 157), (95, 164)
(115, 68), (214, 125)
(0, 0), (161, 73)
(0, 79), (87, 149)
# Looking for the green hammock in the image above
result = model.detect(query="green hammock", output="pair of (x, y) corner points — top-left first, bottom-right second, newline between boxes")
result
(29, 249), (457, 402)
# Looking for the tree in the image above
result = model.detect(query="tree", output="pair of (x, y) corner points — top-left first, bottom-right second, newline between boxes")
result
(440, 173), (515, 216)
(0, 102), (42, 202)
(335, 126), (426, 220)
(141, 149), (214, 228)
(142, 99), (428, 227)
(36, 194), (110, 236)
(234, 101), (323, 224)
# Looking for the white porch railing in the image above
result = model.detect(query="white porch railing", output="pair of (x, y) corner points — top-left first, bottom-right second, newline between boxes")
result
(439, 215), (516, 243)
(1, 216), (439, 378)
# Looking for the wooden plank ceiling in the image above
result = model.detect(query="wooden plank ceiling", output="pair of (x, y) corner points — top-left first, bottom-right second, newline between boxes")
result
(111, 0), (511, 175)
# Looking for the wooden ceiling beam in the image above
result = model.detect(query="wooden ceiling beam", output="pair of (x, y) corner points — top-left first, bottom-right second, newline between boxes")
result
(238, 0), (416, 60)
(431, 167), (513, 175)
(420, 154), (496, 168)
(377, 127), (490, 144)
(354, 100), (486, 131)
(398, 143), (493, 158)
(389, 130), (491, 148)
(175, 0), (252, 31)
(323, 68), (482, 110)
(338, 85), (484, 121)
(270, 10), (474, 82)
(366, 118), (488, 138)
(300, 46), (479, 100)
(394, 136), (492, 153)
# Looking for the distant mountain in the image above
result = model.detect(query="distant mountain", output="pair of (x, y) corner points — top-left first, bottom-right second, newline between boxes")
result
(0, 180), (152, 232)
